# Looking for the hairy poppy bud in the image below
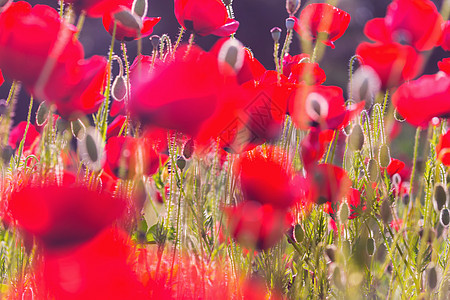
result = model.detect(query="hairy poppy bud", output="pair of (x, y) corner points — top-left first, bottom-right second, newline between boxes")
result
(368, 158), (379, 183)
(440, 208), (450, 227)
(433, 183), (448, 212)
(36, 101), (49, 126)
(150, 35), (160, 49)
(338, 201), (350, 223)
(286, 0), (300, 16)
(325, 244), (337, 262)
(427, 265), (438, 290)
(380, 199), (392, 224)
(183, 139), (194, 159)
(112, 76), (127, 102)
(1, 145), (13, 164)
(378, 144), (391, 168)
(271, 27), (282, 43)
(218, 38), (245, 72)
(294, 224), (304, 243)
(348, 124), (364, 151)
(113, 7), (143, 32)
(176, 156), (186, 170)
(366, 237), (376, 256)
(71, 119), (86, 140)
(349, 66), (381, 104)
(56, 118), (69, 133)
(132, 0), (148, 18)
(286, 17), (296, 30)
(78, 127), (104, 171)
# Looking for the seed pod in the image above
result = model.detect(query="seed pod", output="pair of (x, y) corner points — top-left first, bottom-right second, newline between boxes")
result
(368, 158), (379, 183)
(440, 208), (450, 227)
(286, 0), (300, 16)
(394, 108), (406, 122)
(78, 127), (104, 171)
(285, 17), (296, 30)
(132, 0), (148, 18)
(150, 35), (160, 50)
(71, 119), (86, 140)
(348, 124), (364, 151)
(270, 27), (282, 43)
(433, 183), (448, 212)
(366, 237), (376, 256)
(36, 101), (49, 126)
(338, 201), (350, 223)
(325, 244), (337, 262)
(294, 224), (304, 243)
(176, 156), (186, 170)
(183, 139), (194, 159)
(112, 75), (127, 102)
(380, 199), (392, 224)
(427, 265), (438, 290)
(378, 144), (391, 168)
(218, 38), (245, 72)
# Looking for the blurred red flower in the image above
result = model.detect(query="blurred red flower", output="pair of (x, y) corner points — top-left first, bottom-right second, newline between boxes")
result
(0, 69), (3, 86)
(325, 188), (364, 220)
(439, 58), (450, 74)
(437, 130), (450, 166)
(356, 42), (423, 89)
(8, 121), (40, 152)
(294, 3), (350, 48)
(392, 73), (450, 127)
(442, 21), (450, 51)
(300, 128), (334, 169)
(364, 0), (443, 51)
(174, 0), (238, 36)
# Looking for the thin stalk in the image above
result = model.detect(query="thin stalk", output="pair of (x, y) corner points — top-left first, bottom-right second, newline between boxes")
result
(16, 96), (33, 168)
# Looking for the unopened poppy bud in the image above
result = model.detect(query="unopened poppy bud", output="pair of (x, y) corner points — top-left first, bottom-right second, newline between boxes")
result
(433, 183), (448, 212)
(305, 92), (329, 123)
(349, 66), (381, 103)
(378, 144), (391, 168)
(294, 224), (304, 243)
(348, 124), (364, 151)
(440, 208), (450, 227)
(394, 108), (406, 122)
(366, 237), (376, 256)
(1, 145), (13, 163)
(78, 127), (104, 172)
(271, 27), (282, 43)
(150, 35), (160, 49)
(183, 139), (194, 159)
(112, 75), (127, 102)
(402, 194), (410, 206)
(0, 0), (11, 12)
(285, 17), (296, 30)
(286, 0), (300, 16)
(325, 244), (337, 262)
(427, 265), (438, 290)
(56, 118), (68, 133)
(218, 38), (245, 73)
(132, 0), (148, 18)
(368, 158), (379, 183)
(380, 199), (392, 224)
(176, 156), (186, 170)
(36, 101), (49, 126)
(0, 99), (7, 116)
(71, 119), (86, 140)
(113, 7), (143, 32)
(338, 201), (350, 223)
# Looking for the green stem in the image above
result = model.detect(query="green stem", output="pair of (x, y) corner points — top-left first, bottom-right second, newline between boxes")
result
(16, 96), (33, 168)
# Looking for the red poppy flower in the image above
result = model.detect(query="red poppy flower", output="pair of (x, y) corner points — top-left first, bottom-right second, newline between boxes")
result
(282, 54), (326, 85)
(386, 158), (405, 177)
(174, 0), (239, 36)
(9, 179), (125, 249)
(107, 115), (127, 139)
(442, 21), (450, 51)
(300, 128), (334, 169)
(0, 69), (3, 86)
(8, 121), (40, 152)
(355, 42), (423, 89)
(364, 0), (443, 51)
(306, 163), (352, 205)
(225, 201), (292, 250)
(237, 147), (294, 209)
(64, 0), (110, 16)
(289, 84), (364, 130)
(439, 58), (450, 74)
(294, 3), (351, 48)
(42, 228), (146, 300)
(436, 130), (450, 166)
(236, 48), (266, 85)
(392, 73), (450, 127)
(102, 5), (161, 41)
(325, 188), (365, 220)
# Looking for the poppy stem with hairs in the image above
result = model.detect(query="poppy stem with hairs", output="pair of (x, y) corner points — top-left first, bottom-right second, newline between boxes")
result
(74, 11), (86, 39)
(16, 96), (33, 168)
(59, 0), (64, 18)
(279, 29), (293, 72)
(410, 127), (421, 211)
(173, 27), (185, 56)
(121, 42), (131, 136)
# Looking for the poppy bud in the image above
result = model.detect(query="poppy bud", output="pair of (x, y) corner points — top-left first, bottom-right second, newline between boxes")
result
(0, 0), (11, 12)
(349, 66), (381, 103)
(218, 38), (245, 73)
(366, 237), (375, 256)
(368, 158), (379, 183)
(285, 17), (296, 31)
(338, 201), (350, 223)
(183, 139), (194, 159)
(1, 145), (13, 164)
(150, 35), (160, 50)
(113, 7), (143, 32)
(271, 27), (282, 43)
(380, 199), (392, 224)
(394, 108), (406, 122)
(176, 156), (186, 170)
(132, 0), (148, 18)
(440, 208), (450, 227)
(427, 265), (438, 290)
(78, 127), (105, 171)
(433, 183), (448, 212)
(286, 0), (300, 16)
(419, 227), (436, 244)
(36, 101), (49, 127)
(112, 75), (128, 102)
(56, 118), (68, 133)
(348, 124), (364, 151)
(305, 92), (329, 123)
(71, 119), (86, 140)
(378, 144), (391, 168)
(325, 244), (337, 262)
(0, 99), (7, 116)
(294, 224), (304, 243)
(402, 194), (410, 206)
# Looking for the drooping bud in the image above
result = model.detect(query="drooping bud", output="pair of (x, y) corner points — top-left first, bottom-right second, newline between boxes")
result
(71, 119), (86, 140)
(378, 144), (391, 168)
(286, 0), (300, 16)
(433, 183), (448, 212)
(218, 38), (245, 73)
(112, 76), (128, 102)
(132, 0), (148, 18)
(305, 92), (329, 123)
(349, 66), (381, 104)
(366, 237), (376, 256)
(270, 27), (282, 43)
(294, 224), (304, 243)
(150, 35), (160, 50)
(35, 101), (49, 126)
(176, 156), (186, 170)
(285, 17), (296, 30)
(380, 199), (392, 224)
(183, 139), (194, 159)
(78, 127), (104, 171)
(348, 124), (364, 151)
(368, 158), (379, 183)
(113, 7), (143, 32)
(440, 208), (450, 227)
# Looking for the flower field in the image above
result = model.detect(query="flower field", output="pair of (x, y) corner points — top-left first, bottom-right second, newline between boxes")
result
(0, 0), (449, 299)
